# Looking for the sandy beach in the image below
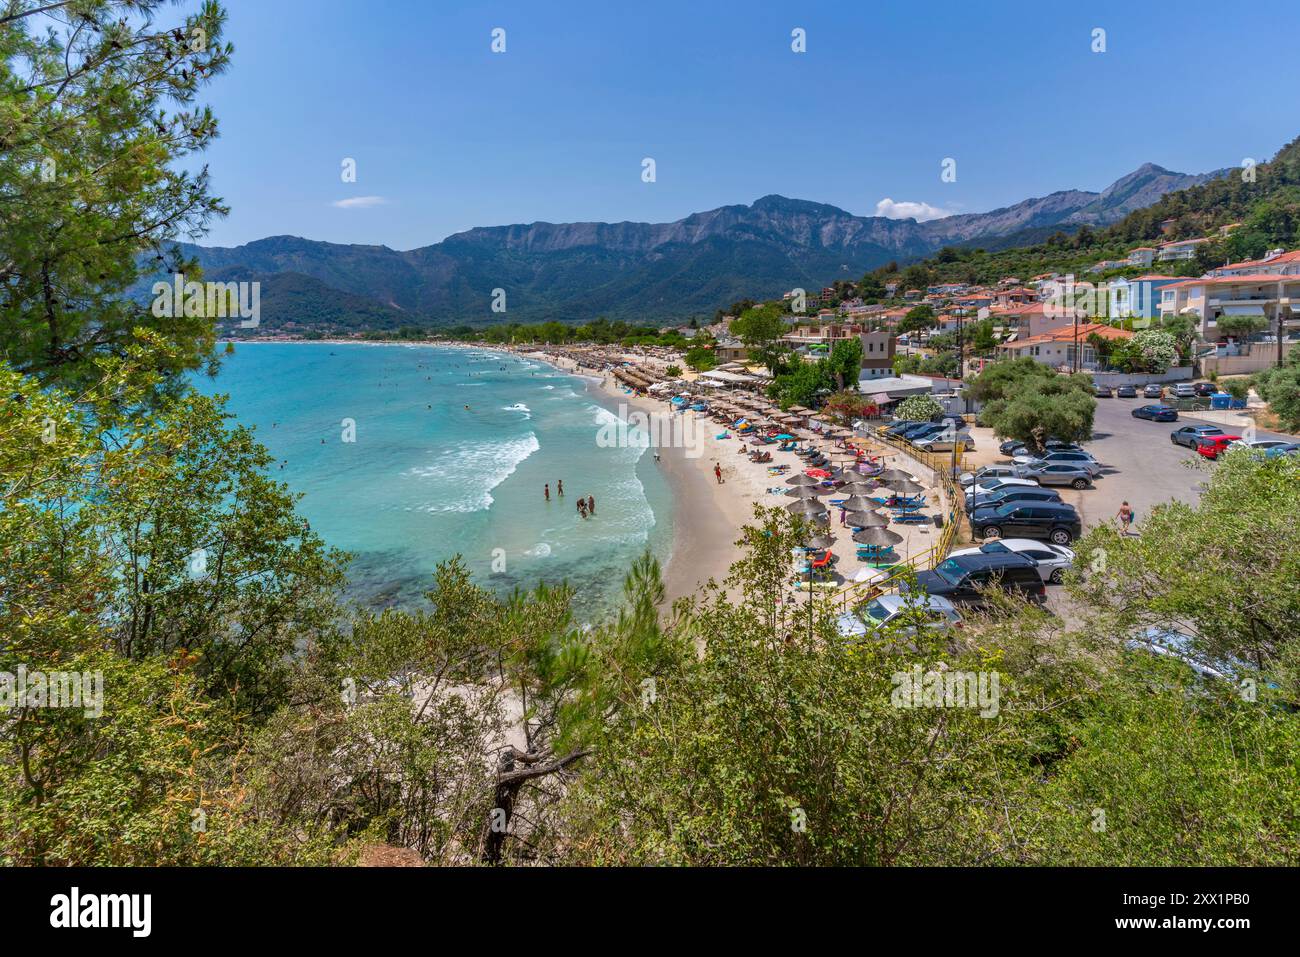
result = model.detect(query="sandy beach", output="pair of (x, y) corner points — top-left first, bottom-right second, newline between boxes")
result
(524, 349), (951, 610)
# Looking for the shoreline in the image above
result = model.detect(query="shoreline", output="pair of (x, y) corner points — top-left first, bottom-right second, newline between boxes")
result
(518, 350), (763, 606)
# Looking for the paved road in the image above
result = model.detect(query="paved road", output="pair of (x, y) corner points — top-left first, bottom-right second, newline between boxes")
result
(1056, 398), (1296, 532)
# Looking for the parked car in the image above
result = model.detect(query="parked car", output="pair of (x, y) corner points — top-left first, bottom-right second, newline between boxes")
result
(882, 420), (924, 437)
(1142, 383), (1164, 399)
(959, 465), (1023, 487)
(1193, 382), (1218, 398)
(913, 433), (974, 452)
(900, 422), (948, 441)
(997, 438), (1080, 458)
(1093, 384), (1113, 398)
(1131, 404), (1178, 422)
(836, 593), (962, 637)
(1228, 438), (1293, 453)
(1264, 443), (1300, 458)
(1013, 449), (1103, 476)
(1116, 384), (1138, 398)
(949, 538), (1075, 584)
(965, 477), (1037, 501)
(1170, 382), (1198, 399)
(1016, 461), (1095, 489)
(907, 552), (1046, 605)
(1195, 434), (1243, 459)
(1170, 424), (1224, 448)
(969, 501), (1082, 546)
(965, 485), (1062, 511)
(1126, 627), (1231, 683)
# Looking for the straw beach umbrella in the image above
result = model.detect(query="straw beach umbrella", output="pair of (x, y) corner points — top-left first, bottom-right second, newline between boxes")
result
(785, 473), (821, 486)
(843, 510), (889, 528)
(802, 533), (837, 551)
(876, 468), (917, 484)
(853, 526), (903, 547)
(786, 499), (829, 517)
(784, 485), (823, 500)
(886, 478), (926, 496)
(838, 495), (880, 512)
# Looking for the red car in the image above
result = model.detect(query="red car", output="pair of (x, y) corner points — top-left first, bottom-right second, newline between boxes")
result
(1195, 434), (1242, 459)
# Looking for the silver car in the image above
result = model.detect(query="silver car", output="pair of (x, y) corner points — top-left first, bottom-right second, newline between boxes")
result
(1012, 450), (1103, 477)
(836, 593), (962, 636)
(913, 432), (974, 452)
(1014, 461), (1095, 489)
(959, 465), (1019, 487)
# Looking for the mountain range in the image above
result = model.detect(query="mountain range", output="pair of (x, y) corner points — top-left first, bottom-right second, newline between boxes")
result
(163, 161), (1230, 330)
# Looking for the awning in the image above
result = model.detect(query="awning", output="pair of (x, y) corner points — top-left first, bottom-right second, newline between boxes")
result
(1221, 304), (1267, 316)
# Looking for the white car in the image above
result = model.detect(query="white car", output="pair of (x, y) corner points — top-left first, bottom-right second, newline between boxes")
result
(965, 477), (1037, 504)
(959, 465), (1021, 487)
(948, 538), (1075, 584)
(1228, 439), (1291, 452)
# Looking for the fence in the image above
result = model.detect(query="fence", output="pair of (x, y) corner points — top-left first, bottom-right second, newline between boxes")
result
(833, 431), (966, 612)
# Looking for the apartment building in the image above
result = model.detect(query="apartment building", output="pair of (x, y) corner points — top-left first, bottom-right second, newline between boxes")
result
(1159, 272), (1300, 342)
(1157, 237), (1209, 262)
(1107, 275), (1181, 321)
(858, 329), (896, 381)
(1127, 247), (1157, 268)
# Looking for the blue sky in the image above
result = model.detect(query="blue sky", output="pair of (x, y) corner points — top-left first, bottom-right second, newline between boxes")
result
(194, 0), (1300, 250)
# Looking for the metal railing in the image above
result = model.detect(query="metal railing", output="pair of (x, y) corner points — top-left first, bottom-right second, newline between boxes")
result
(833, 433), (965, 611)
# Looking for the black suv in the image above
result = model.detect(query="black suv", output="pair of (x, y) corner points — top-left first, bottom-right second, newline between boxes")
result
(969, 501), (1082, 546)
(907, 553), (1046, 605)
(966, 486), (1062, 510)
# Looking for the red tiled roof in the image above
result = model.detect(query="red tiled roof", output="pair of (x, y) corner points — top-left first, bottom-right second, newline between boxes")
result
(1165, 273), (1299, 289)
(996, 322), (1133, 349)
(1216, 250), (1300, 271)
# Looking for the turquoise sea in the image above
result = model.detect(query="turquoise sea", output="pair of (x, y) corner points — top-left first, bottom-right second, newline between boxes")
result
(196, 343), (674, 620)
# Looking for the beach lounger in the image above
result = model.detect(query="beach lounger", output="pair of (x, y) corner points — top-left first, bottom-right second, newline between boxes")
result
(891, 511), (929, 525)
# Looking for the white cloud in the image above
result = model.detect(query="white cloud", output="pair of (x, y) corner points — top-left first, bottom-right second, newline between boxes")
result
(874, 198), (952, 222)
(331, 195), (388, 209)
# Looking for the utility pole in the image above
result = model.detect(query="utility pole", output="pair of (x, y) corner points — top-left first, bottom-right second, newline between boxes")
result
(1279, 280), (1285, 368)
(952, 310), (964, 478)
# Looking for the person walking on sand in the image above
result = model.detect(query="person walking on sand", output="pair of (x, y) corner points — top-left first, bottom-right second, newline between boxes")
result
(587, 495), (595, 516)
(544, 483), (550, 502)
(714, 462), (724, 484)
(557, 479), (564, 496)
(1117, 501), (1134, 535)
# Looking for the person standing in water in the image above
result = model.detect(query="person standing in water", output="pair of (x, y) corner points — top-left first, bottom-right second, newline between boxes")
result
(544, 483), (550, 502)
(586, 495), (595, 516)
(577, 498), (587, 519)
(557, 479), (564, 497)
